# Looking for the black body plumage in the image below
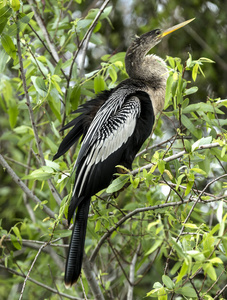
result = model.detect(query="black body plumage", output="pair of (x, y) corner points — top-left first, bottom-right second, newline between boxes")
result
(53, 26), (177, 287)
(54, 80), (156, 287)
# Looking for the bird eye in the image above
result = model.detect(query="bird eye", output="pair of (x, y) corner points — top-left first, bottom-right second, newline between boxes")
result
(155, 29), (161, 35)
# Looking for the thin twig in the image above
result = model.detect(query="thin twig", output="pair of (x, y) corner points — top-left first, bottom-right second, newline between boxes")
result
(204, 265), (227, 295)
(82, 253), (105, 300)
(27, 0), (60, 62)
(214, 284), (227, 299)
(108, 238), (131, 285)
(23, 144), (36, 223)
(189, 277), (201, 299)
(0, 154), (56, 220)
(48, 264), (63, 300)
(127, 244), (140, 300)
(89, 194), (225, 263)
(3, 237), (68, 248)
(16, 15), (62, 206)
(28, 23), (68, 80)
(19, 243), (47, 300)
(0, 264), (82, 300)
(67, 0), (111, 84)
(164, 174), (227, 274)
(132, 142), (221, 175)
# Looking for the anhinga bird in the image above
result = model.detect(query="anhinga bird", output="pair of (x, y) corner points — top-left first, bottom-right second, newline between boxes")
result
(53, 18), (194, 287)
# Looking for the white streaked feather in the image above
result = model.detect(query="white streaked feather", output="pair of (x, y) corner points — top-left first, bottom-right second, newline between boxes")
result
(73, 96), (141, 197)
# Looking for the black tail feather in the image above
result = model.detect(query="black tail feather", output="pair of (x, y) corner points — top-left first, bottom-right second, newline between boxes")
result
(64, 197), (91, 287)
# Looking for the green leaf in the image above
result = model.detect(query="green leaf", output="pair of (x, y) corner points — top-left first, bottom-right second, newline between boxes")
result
(12, 226), (21, 241)
(7, 12), (34, 36)
(184, 139), (191, 153)
(176, 261), (188, 282)
(158, 287), (167, 300)
(95, 219), (101, 232)
(181, 115), (200, 138)
(203, 263), (217, 281)
(108, 66), (117, 83)
(165, 74), (173, 109)
(106, 175), (129, 194)
(10, 0), (20, 11)
(162, 275), (174, 289)
(175, 286), (198, 298)
(70, 85), (81, 110)
(94, 74), (106, 94)
(158, 160), (165, 174)
(1, 34), (16, 59)
(192, 63), (199, 81)
(0, 6), (12, 35)
(31, 76), (48, 97)
(48, 96), (61, 122)
(184, 86), (198, 95)
(8, 104), (18, 128)
(209, 257), (223, 265)
(13, 125), (33, 135)
(10, 234), (21, 250)
(145, 239), (162, 256)
(23, 166), (54, 181)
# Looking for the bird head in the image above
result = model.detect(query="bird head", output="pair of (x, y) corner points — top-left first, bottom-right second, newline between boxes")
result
(126, 18), (195, 59)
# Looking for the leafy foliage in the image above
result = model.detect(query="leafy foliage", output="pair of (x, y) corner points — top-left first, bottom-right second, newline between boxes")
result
(0, 1), (227, 300)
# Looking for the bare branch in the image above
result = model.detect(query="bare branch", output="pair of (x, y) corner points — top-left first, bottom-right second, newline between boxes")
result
(132, 142), (221, 175)
(16, 16), (62, 206)
(214, 284), (227, 300)
(67, 0), (111, 84)
(0, 154), (56, 220)
(0, 264), (82, 300)
(164, 173), (227, 274)
(28, 23), (68, 81)
(90, 195), (224, 263)
(19, 243), (48, 300)
(82, 253), (105, 300)
(127, 244), (140, 300)
(27, 0), (60, 62)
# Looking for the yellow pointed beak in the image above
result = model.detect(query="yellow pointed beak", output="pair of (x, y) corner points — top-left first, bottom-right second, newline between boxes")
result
(161, 18), (195, 37)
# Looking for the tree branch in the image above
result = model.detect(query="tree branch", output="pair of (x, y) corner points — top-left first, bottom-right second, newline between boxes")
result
(16, 15), (62, 206)
(67, 0), (111, 84)
(82, 253), (105, 300)
(0, 264), (82, 300)
(132, 142), (220, 175)
(164, 173), (227, 274)
(127, 244), (140, 300)
(0, 154), (56, 220)
(90, 195), (224, 263)
(27, 0), (60, 62)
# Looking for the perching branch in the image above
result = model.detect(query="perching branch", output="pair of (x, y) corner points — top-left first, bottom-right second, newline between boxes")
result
(132, 142), (221, 175)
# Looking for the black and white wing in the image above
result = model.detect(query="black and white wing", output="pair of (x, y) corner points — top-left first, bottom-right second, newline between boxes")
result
(71, 89), (154, 205)
(73, 95), (141, 198)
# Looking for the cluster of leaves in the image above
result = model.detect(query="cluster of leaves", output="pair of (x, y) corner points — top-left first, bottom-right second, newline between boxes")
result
(0, 1), (227, 300)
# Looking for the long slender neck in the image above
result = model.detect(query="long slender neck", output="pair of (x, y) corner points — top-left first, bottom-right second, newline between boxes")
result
(125, 51), (168, 115)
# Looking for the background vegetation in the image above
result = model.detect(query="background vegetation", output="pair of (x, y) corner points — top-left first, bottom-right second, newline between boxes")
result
(0, 0), (227, 299)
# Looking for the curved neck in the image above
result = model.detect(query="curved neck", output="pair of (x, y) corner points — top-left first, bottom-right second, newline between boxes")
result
(125, 53), (168, 86)
(125, 53), (168, 116)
